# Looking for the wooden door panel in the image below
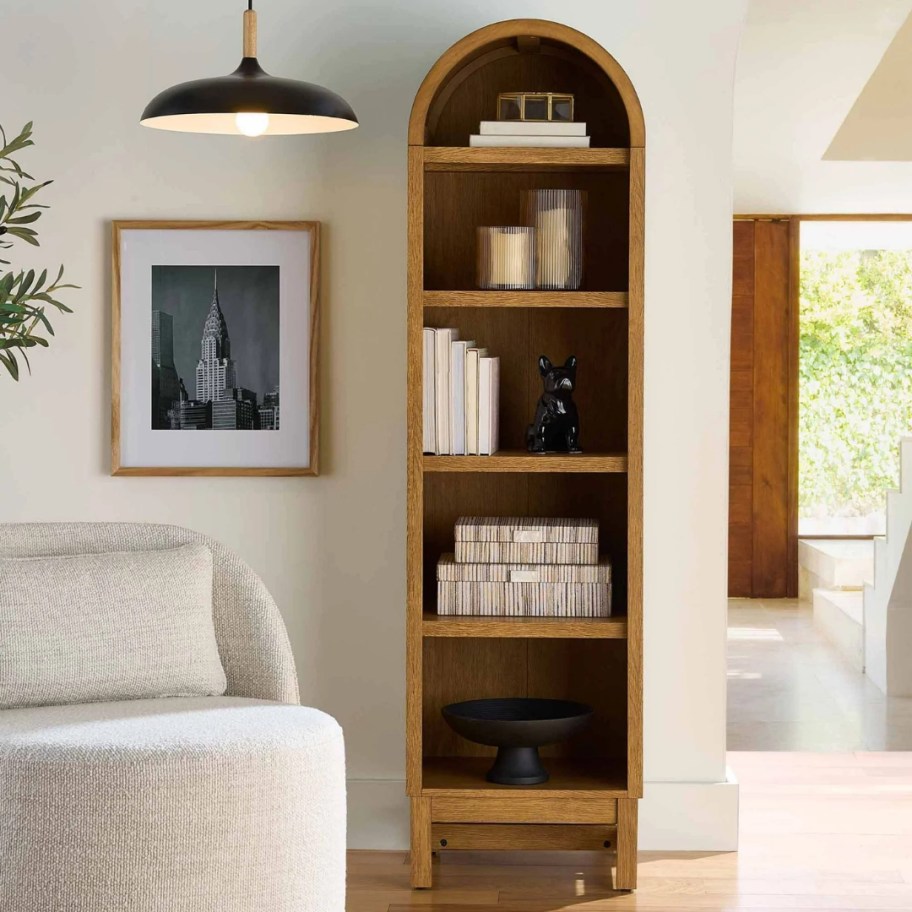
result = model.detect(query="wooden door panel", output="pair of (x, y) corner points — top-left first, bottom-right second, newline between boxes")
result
(728, 219), (797, 598)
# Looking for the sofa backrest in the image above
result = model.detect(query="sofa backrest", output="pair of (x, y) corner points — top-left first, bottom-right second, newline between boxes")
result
(0, 523), (299, 704)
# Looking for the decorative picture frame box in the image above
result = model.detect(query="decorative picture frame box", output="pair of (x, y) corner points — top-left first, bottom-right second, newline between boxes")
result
(453, 516), (598, 565)
(437, 553), (611, 617)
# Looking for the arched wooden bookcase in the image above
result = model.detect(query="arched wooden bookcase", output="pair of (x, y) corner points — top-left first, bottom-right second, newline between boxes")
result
(406, 19), (644, 889)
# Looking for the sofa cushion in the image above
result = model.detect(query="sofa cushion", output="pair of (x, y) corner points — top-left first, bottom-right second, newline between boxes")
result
(0, 544), (227, 708)
(0, 697), (346, 912)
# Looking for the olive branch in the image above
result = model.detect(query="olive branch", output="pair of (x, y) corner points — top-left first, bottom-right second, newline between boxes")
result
(0, 122), (77, 380)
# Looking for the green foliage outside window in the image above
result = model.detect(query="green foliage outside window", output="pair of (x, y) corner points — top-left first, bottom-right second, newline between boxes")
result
(800, 249), (912, 525)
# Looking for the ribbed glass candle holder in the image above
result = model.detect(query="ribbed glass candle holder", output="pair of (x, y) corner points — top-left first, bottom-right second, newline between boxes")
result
(523, 189), (584, 290)
(476, 226), (536, 290)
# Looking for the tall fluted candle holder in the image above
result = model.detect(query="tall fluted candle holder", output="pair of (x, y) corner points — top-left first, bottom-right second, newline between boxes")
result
(476, 226), (536, 290)
(523, 189), (584, 290)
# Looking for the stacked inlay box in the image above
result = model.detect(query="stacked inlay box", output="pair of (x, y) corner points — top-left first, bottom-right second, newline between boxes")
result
(437, 516), (611, 617)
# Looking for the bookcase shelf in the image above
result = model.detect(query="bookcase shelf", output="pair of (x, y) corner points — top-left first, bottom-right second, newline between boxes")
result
(422, 756), (628, 797)
(423, 451), (628, 473)
(423, 146), (630, 172)
(423, 291), (628, 309)
(406, 18), (644, 890)
(422, 612), (628, 639)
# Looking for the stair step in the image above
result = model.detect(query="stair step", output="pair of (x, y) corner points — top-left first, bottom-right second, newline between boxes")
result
(812, 588), (864, 671)
(799, 539), (874, 591)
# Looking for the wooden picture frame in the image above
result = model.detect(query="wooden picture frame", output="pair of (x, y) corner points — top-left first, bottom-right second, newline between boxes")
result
(111, 220), (320, 476)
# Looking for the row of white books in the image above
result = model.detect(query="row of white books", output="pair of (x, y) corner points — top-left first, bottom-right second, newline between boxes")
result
(469, 120), (591, 148)
(423, 328), (499, 456)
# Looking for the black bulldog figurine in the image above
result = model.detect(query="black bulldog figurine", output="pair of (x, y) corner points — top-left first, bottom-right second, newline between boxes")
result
(526, 355), (582, 454)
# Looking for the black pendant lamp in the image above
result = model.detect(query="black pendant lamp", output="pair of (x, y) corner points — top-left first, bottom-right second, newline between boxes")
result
(141, 1), (358, 137)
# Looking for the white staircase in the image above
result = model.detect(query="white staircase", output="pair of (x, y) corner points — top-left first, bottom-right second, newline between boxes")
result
(862, 436), (912, 695)
(804, 540), (871, 673)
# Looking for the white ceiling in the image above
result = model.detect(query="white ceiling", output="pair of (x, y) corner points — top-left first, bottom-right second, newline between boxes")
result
(733, 0), (912, 211)
(825, 12), (912, 160)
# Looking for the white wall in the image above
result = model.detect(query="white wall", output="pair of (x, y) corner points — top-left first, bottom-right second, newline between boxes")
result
(0, 0), (746, 849)
(734, 0), (912, 212)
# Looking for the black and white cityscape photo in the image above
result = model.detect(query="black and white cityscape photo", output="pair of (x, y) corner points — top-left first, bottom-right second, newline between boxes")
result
(151, 265), (280, 431)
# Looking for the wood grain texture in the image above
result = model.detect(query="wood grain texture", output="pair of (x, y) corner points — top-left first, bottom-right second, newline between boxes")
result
(424, 170), (629, 292)
(243, 9), (257, 57)
(736, 211), (912, 220)
(786, 219), (800, 598)
(421, 309), (628, 452)
(421, 641), (627, 763)
(350, 751), (912, 908)
(406, 147), (425, 796)
(409, 797), (432, 889)
(422, 614), (628, 639)
(615, 797), (639, 890)
(431, 823), (616, 851)
(407, 20), (642, 887)
(728, 218), (799, 598)
(728, 221), (754, 597)
(421, 638), (526, 758)
(423, 147), (630, 171)
(422, 473), (629, 616)
(111, 222), (123, 475)
(431, 794), (618, 823)
(528, 639), (628, 761)
(626, 147), (644, 800)
(423, 290), (628, 308)
(422, 452), (627, 473)
(111, 220), (320, 476)
(752, 220), (791, 598)
(422, 758), (627, 799)
(407, 19), (644, 147)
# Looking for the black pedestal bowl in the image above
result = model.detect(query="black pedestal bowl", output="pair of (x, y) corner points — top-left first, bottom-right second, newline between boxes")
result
(441, 697), (593, 785)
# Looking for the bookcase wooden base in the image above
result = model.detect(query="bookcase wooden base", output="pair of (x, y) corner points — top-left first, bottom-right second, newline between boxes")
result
(409, 796), (638, 890)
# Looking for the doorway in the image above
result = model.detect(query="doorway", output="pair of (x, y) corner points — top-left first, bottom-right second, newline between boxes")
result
(729, 215), (912, 598)
(728, 215), (912, 750)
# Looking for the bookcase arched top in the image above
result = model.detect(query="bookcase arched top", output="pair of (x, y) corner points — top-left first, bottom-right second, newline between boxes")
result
(408, 19), (644, 150)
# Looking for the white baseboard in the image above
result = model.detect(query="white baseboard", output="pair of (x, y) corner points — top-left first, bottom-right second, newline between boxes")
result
(347, 771), (739, 851)
(639, 768), (740, 850)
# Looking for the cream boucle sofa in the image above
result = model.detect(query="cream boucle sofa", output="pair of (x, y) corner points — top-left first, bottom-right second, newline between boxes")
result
(0, 523), (346, 912)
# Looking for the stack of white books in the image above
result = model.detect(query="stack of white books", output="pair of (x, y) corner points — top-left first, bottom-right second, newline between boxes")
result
(423, 327), (499, 456)
(469, 120), (590, 148)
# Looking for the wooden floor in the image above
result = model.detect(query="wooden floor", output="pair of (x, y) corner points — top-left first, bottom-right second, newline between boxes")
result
(348, 751), (912, 910)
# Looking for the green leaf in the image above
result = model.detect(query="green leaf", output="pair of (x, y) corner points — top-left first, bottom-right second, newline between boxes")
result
(5, 227), (39, 245)
(7, 211), (42, 225)
(0, 350), (20, 380)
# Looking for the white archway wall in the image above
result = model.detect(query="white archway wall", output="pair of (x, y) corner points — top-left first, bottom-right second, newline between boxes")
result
(0, 0), (747, 849)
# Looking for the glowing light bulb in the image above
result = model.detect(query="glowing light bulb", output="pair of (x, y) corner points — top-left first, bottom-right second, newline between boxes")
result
(235, 112), (270, 137)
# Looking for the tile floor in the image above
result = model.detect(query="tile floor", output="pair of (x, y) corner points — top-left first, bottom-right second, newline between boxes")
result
(727, 598), (912, 750)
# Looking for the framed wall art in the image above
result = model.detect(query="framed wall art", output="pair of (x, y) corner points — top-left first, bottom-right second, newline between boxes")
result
(111, 221), (319, 476)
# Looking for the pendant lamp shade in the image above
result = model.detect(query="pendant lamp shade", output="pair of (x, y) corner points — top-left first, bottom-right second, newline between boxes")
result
(141, 5), (358, 137)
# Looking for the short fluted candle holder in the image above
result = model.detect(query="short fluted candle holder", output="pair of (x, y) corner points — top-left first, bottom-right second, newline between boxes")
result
(476, 226), (536, 290)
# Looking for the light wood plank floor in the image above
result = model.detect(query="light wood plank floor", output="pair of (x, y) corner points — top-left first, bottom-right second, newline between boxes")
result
(348, 751), (912, 910)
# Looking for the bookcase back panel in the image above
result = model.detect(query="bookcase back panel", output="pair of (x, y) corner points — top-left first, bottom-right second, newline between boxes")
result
(423, 170), (629, 292)
(422, 637), (628, 760)
(423, 307), (628, 453)
(423, 40), (631, 149)
(422, 472), (629, 612)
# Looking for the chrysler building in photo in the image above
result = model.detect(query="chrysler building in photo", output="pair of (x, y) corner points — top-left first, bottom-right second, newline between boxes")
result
(196, 269), (237, 403)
